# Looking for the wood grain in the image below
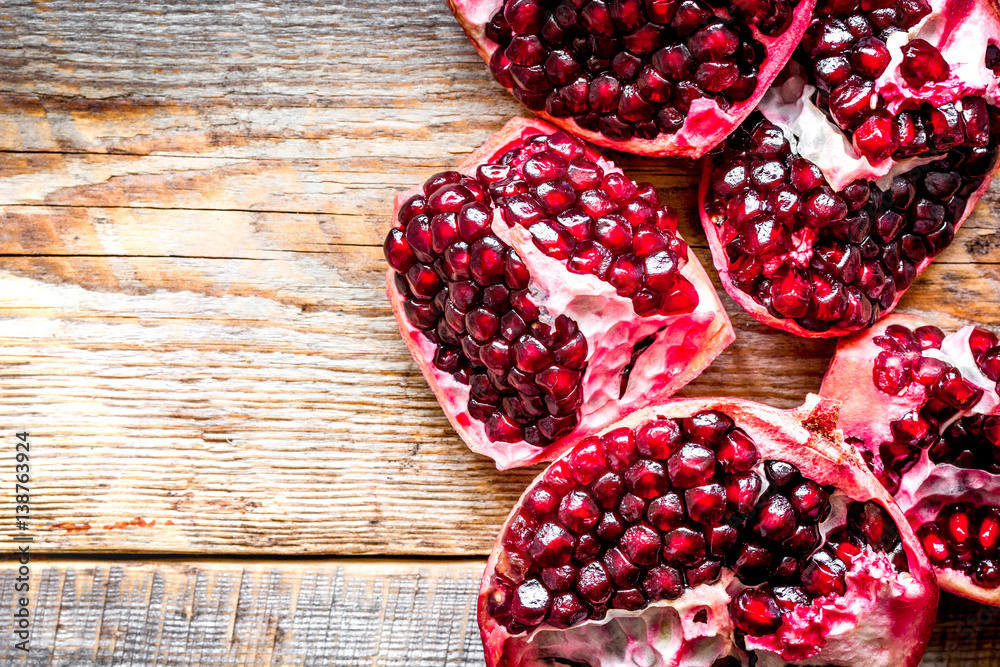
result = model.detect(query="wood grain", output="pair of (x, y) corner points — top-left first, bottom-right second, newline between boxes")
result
(0, 559), (995, 666)
(0, 0), (997, 556)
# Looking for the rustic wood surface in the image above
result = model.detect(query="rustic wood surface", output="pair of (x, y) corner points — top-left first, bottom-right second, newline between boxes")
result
(0, 560), (995, 667)
(0, 0), (999, 664)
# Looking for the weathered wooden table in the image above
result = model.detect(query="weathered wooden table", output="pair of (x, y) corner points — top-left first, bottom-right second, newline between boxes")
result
(0, 1), (998, 664)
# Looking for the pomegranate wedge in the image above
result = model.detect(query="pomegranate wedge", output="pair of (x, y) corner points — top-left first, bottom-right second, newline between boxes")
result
(385, 118), (733, 469)
(700, 0), (1000, 337)
(479, 395), (937, 666)
(447, 0), (816, 157)
(822, 314), (1000, 605)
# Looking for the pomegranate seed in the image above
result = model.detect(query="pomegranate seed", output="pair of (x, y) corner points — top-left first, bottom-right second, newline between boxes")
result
(524, 485), (559, 519)
(707, 524), (738, 556)
(730, 589), (782, 636)
(978, 510), (1000, 554)
(529, 522), (575, 567)
(848, 501), (898, 551)
(716, 428), (760, 472)
(725, 471), (763, 514)
(851, 36), (891, 77)
(668, 443), (716, 488)
(900, 39), (950, 88)
(920, 524), (952, 565)
(641, 564), (683, 600)
(784, 523), (821, 556)
(801, 551), (848, 597)
(603, 428), (639, 472)
(620, 524), (662, 565)
(646, 491), (686, 531)
(635, 419), (682, 458)
(853, 110), (898, 162)
(771, 585), (810, 612)
(685, 482), (727, 524)
(661, 526), (706, 566)
(603, 546), (642, 586)
(625, 459), (670, 499)
(753, 494), (797, 542)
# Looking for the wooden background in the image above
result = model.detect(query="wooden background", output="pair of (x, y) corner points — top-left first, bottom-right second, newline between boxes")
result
(0, 0), (997, 664)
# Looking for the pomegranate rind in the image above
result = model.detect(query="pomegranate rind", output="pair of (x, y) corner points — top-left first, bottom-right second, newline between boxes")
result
(479, 395), (937, 666)
(387, 117), (734, 469)
(697, 155), (998, 338)
(446, 0), (818, 159)
(821, 313), (1000, 605)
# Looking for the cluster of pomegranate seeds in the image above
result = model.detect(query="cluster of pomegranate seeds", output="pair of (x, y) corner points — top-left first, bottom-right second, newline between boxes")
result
(919, 504), (1000, 588)
(868, 324), (1000, 482)
(484, 0), (787, 141)
(483, 409), (906, 638)
(384, 131), (698, 447)
(859, 323), (1000, 586)
(803, 0), (995, 163)
(704, 116), (1000, 333)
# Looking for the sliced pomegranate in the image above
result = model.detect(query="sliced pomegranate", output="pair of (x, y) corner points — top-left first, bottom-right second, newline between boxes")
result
(479, 396), (937, 665)
(821, 314), (1000, 605)
(447, 0), (817, 157)
(699, 0), (1000, 337)
(385, 117), (733, 469)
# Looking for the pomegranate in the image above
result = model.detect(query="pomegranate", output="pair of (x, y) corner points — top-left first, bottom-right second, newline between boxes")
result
(821, 314), (1000, 605)
(385, 117), (733, 470)
(699, 0), (1000, 337)
(478, 395), (937, 665)
(446, 0), (817, 157)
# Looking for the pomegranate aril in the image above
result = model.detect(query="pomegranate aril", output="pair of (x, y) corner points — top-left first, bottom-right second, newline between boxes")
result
(662, 525), (706, 566)
(604, 546), (642, 586)
(511, 578), (550, 626)
(646, 490), (686, 531)
(576, 560), (613, 604)
(668, 443), (716, 488)
(801, 550), (848, 597)
(725, 471), (763, 514)
(730, 588), (782, 636)
(731, 541), (773, 585)
(754, 494), (798, 542)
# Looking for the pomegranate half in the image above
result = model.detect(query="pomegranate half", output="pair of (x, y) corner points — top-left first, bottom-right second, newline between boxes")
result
(699, 0), (1000, 337)
(385, 117), (733, 469)
(479, 395), (937, 666)
(447, 0), (816, 157)
(821, 313), (1000, 605)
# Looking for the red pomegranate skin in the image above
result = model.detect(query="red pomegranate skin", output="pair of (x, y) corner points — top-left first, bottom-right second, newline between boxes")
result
(478, 396), (937, 667)
(446, 0), (817, 158)
(821, 313), (1000, 606)
(386, 117), (733, 470)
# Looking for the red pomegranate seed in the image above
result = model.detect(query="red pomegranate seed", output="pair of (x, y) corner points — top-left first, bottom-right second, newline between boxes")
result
(801, 551), (848, 597)
(725, 471), (763, 514)
(511, 578), (550, 625)
(900, 39), (950, 88)
(667, 443), (716, 488)
(646, 490), (686, 531)
(685, 482), (727, 524)
(730, 588), (782, 636)
(661, 526), (706, 566)
(754, 494), (798, 541)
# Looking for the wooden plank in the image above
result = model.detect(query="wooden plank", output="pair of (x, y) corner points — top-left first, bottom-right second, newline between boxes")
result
(0, 559), (484, 666)
(0, 559), (993, 666)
